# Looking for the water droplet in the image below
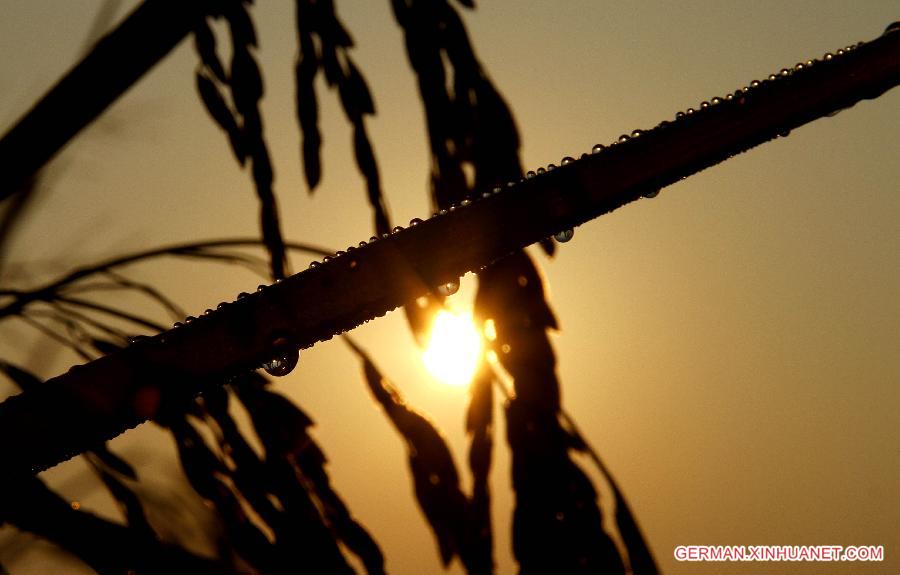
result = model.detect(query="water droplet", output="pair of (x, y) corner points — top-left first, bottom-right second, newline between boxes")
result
(506, 181), (516, 188)
(700, 101), (710, 109)
(392, 226), (404, 234)
(836, 48), (845, 56)
(711, 97), (723, 105)
(217, 303), (228, 310)
(805, 59), (814, 67)
(335, 251), (346, 258)
(203, 308), (213, 315)
(618, 134), (630, 143)
(381, 233), (390, 239)
(631, 129), (643, 137)
(448, 205), (457, 212)
(185, 316), (196, 323)
(725, 93), (734, 101)
(561, 156), (575, 165)
(824, 52), (834, 61)
(323, 256), (332, 263)
(676, 111), (686, 119)
(580, 153), (589, 160)
(237, 292), (250, 299)
(309, 261), (320, 269)
(174, 321), (184, 328)
(436, 280), (459, 297)
(750, 80), (761, 88)
(257, 285), (266, 292)
(686, 108), (696, 115)
(554, 228), (574, 243)
(438, 209), (448, 216)
(461, 199), (471, 206)
(547, 164), (557, 171)
(778, 128), (791, 137)
(537, 167), (546, 175)
(262, 348), (299, 377)
(780, 68), (790, 77)
(481, 191), (491, 198)
(492, 186), (502, 194)
(409, 218), (423, 226)
(591, 143), (605, 154)
(767, 74), (777, 81)
(642, 188), (660, 199)
(526, 170), (536, 178)
(885, 22), (900, 34)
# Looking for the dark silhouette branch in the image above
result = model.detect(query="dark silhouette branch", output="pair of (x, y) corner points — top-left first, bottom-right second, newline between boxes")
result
(0, 238), (332, 320)
(0, 0), (214, 202)
(1, 27), (898, 475)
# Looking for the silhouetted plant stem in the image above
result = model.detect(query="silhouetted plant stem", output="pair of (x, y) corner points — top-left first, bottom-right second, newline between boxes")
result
(0, 0), (216, 202)
(0, 238), (332, 320)
(0, 27), (898, 475)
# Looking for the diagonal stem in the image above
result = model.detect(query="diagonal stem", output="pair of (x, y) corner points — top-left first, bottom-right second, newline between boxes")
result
(0, 27), (898, 475)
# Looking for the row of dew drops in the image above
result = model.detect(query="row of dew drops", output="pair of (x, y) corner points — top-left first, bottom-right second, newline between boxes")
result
(162, 40), (868, 378)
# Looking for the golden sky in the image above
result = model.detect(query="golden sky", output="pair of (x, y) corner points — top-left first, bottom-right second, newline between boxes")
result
(1, 1), (898, 573)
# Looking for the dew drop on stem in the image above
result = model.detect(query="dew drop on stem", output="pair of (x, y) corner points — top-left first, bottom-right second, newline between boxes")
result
(436, 279), (459, 297)
(262, 348), (299, 377)
(554, 228), (574, 243)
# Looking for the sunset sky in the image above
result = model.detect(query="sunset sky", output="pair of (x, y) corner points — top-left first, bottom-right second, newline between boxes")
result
(1, 1), (898, 573)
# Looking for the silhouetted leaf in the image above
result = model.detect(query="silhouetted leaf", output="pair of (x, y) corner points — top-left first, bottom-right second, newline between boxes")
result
(165, 413), (278, 572)
(0, 476), (235, 573)
(194, 18), (228, 82)
(236, 382), (314, 459)
(561, 414), (660, 575)
(346, 339), (471, 567)
(233, 378), (363, 574)
(465, 365), (495, 572)
(295, 53), (322, 191)
(295, 0), (391, 235)
(195, 71), (246, 164)
(506, 400), (625, 575)
(91, 462), (154, 536)
(90, 444), (137, 480)
(230, 48), (264, 115)
(340, 60), (375, 117)
(90, 336), (123, 357)
(0, 360), (41, 391)
(224, 1), (258, 48)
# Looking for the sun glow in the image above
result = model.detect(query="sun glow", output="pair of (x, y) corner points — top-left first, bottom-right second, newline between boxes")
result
(422, 310), (482, 386)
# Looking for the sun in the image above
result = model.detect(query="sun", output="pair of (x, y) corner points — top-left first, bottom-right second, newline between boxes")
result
(422, 310), (483, 387)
